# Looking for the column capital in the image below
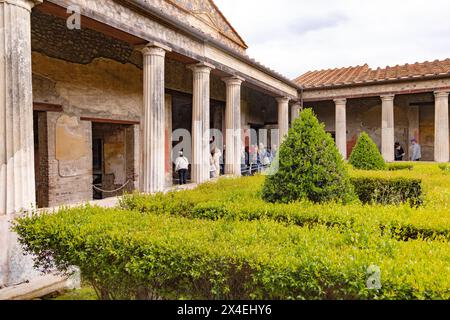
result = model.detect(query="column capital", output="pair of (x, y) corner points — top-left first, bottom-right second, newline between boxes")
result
(333, 98), (347, 105)
(0, 0), (42, 11)
(434, 91), (449, 99)
(138, 41), (171, 57)
(380, 94), (395, 101)
(222, 76), (245, 86)
(187, 62), (215, 74)
(276, 97), (290, 104)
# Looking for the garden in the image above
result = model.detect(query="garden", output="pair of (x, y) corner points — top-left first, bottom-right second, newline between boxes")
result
(14, 110), (450, 300)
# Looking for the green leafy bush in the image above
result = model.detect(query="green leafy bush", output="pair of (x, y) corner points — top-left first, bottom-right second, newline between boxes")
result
(439, 163), (450, 173)
(13, 206), (450, 300)
(351, 177), (423, 206)
(349, 132), (387, 171)
(388, 163), (414, 171)
(261, 109), (355, 204)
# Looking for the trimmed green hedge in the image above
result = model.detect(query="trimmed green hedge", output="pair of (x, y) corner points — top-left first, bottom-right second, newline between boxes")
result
(350, 177), (423, 206)
(349, 132), (387, 171)
(439, 163), (450, 173)
(262, 109), (355, 204)
(388, 163), (414, 171)
(14, 207), (450, 300)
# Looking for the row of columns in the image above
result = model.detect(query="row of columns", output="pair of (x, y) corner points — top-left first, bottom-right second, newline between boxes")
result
(140, 42), (303, 192)
(333, 92), (449, 162)
(140, 43), (246, 192)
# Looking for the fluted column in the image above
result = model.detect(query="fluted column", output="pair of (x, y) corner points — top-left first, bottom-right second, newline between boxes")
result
(141, 43), (171, 193)
(0, 0), (42, 215)
(223, 76), (244, 176)
(189, 63), (214, 183)
(434, 91), (449, 163)
(277, 97), (290, 145)
(334, 98), (347, 159)
(290, 102), (301, 126)
(0, 0), (42, 287)
(381, 95), (395, 162)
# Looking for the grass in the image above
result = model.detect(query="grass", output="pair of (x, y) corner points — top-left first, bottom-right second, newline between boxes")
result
(49, 286), (97, 300)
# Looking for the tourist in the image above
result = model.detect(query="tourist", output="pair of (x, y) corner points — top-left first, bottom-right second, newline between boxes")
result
(210, 152), (217, 178)
(174, 151), (189, 185)
(410, 139), (422, 161)
(212, 147), (222, 177)
(394, 142), (405, 161)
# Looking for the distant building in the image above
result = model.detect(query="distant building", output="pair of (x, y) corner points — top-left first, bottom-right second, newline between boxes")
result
(295, 61), (450, 162)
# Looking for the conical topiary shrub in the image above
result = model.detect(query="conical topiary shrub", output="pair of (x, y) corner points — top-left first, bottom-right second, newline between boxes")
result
(261, 109), (355, 204)
(349, 132), (387, 170)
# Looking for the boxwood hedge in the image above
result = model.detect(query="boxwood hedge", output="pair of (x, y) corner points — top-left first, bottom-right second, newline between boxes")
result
(14, 207), (450, 300)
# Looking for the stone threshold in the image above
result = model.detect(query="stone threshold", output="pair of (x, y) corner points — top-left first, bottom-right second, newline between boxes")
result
(0, 274), (79, 300)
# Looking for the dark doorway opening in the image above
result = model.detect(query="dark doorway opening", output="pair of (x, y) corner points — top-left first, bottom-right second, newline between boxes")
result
(91, 122), (135, 200)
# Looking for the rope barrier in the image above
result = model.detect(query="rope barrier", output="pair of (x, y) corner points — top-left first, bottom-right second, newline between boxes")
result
(93, 179), (133, 193)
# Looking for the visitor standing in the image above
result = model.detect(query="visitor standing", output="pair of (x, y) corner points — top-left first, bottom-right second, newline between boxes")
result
(410, 139), (422, 161)
(394, 142), (405, 161)
(212, 147), (222, 177)
(210, 153), (217, 178)
(174, 151), (189, 185)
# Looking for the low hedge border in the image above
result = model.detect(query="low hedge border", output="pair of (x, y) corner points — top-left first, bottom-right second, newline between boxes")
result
(350, 177), (423, 206)
(439, 163), (450, 173)
(387, 163), (414, 171)
(14, 207), (450, 300)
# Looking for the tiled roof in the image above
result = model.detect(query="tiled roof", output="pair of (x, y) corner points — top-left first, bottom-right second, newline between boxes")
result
(294, 59), (450, 89)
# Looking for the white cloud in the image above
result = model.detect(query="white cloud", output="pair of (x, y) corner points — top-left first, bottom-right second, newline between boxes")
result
(214, 0), (450, 79)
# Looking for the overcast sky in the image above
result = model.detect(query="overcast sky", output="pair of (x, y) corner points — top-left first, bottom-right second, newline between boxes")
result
(214, 0), (450, 80)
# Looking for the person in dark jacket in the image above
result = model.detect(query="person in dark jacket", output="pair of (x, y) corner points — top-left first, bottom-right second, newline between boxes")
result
(394, 142), (405, 161)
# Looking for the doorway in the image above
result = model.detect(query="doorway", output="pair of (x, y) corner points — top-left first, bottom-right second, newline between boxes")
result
(91, 122), (136, 199)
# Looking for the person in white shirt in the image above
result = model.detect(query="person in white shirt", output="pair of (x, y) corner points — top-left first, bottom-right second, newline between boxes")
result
(174, 151), (189, 185)
(212, 147), (222, 177)
(210, 152), (217, 178)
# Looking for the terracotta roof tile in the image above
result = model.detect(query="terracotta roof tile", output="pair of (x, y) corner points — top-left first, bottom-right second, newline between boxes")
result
(295, 58), (450, 89)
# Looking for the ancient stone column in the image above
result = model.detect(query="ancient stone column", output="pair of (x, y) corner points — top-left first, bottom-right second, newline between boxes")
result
(434, 91), (449, 163)
(277, 97), (290, 145)
(141, 43), (171, 193)
(381, 95), (395, 162)
(189, 63), (214, 183)
(334, 98), (347, 159)
(0, 0), (42, 288)
(223, 76), (244, 176)
(290, 102), (302, 126)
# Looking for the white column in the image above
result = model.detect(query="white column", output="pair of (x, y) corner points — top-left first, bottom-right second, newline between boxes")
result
(290, 102), (301, 126)
(381, 95), (395, 162)
(141, 43), (171, 193)
(434, 91), (449, 163)
(189, 63), (214, 183)
(334, 98), (347, 159)
(0, 0), (42, 287)
(277, 97), (290, 145)
(223, 76), (244, 176)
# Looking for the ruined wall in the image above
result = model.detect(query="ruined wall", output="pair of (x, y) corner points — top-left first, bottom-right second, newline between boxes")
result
(32, 52), (142, 206)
